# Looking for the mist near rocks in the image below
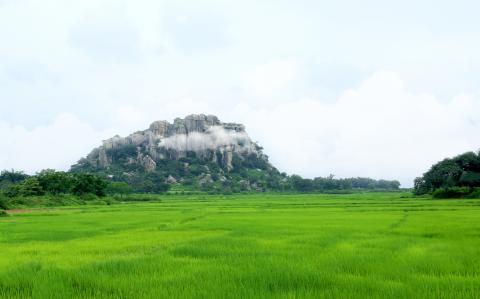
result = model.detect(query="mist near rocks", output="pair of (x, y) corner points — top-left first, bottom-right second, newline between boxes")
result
(158, 126), (251, 153)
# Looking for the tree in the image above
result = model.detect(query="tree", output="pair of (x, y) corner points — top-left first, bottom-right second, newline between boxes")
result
(153, 182), (171, 193)
(36, 169), (74, 195)
(455, 152), (480, 172)
(413, 177), (429, 195)
(290, 175), (314, 192)
(105, 144), (137, 163)
(414, 151), (480, 195)
(20, 177), (44, 196)
(4, 185), (22, 198)
(0, 194), (8, 210)
(71, 174), (108, 197)
(458, 171), (480, 191)
(0, 169), (29, 191)
(376, 179), (400, 190)
(106, 182), (133, 197)
(0, 169), (29, 183)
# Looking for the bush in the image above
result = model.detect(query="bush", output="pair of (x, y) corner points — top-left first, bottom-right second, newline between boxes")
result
(3, 184), (21, 197)
(0, 196), (9, 210)
(0, 210), (8, 217)
(45, 195), (85, 207)
(432, 187), (471, 199)
(466, 188), (480, 199)
(4, 178), (45, 197)
(7, 196), (48, 207)
(106, 182), (133, 196)
(36, 170), (74, 195)
(80, 193), (99, 201)
(20, 177), (45, 196)
(116, 194), (159, 202)
(0, 170), (28, 184)
(72, 174), (108, 196)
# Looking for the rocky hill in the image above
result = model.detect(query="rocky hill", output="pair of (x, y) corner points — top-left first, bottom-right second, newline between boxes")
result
(71, 114), (286, 192)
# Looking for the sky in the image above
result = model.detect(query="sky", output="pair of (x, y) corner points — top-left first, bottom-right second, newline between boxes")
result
(1, 0), (480, 187)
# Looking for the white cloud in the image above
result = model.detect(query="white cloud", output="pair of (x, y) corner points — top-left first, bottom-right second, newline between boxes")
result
(245, 59), (300, 99)
(113, 105), (148, 132)
(68, 13), (142, 63)
(0, 71), (479, 187)
(240, 71), (480, 187)
(0, 114), (114, 174)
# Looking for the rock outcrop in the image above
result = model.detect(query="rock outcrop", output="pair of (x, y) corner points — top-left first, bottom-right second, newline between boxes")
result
(72, 114), (267, 173)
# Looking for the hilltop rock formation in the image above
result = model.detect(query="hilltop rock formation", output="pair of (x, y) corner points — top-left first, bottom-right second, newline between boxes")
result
(74, 114), (266, 171)
(71, 114), (282, 192)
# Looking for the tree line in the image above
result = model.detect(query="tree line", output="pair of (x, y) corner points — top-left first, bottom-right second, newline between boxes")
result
(0, 169), (111, 197)
(288, 175), (400, 192)
(0, 167), (401, 201)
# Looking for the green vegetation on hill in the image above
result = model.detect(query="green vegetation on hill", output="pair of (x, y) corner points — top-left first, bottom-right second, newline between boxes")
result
(71, 144), (400, 194)
(69, 115), (401, 194)
(72, 146), (289, 193)
(1, 193), (479, 298)
(414, 151), (480, 198)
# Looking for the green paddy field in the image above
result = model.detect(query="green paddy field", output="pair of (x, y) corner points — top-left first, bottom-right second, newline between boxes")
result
(1, 193), (479, 298)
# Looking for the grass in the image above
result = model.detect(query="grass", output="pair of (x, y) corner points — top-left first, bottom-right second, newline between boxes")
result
(1, 192), (480, 298)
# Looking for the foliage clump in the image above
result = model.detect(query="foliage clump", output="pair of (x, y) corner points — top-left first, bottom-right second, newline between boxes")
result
(0, 170), (112, 199)
(0, 192), (10, 210)
(414, 151), (480, 198)
(72, 145), (400, 194)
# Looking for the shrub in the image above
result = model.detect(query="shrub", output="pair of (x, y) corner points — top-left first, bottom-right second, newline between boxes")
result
(72, 174), (108, 196)
(0, 210), (8, 217)
(0, 170), (28, 184)
(466, 188), (480, 199)
(117, 194), (156, 202)
(432, 187), (471, 199)
(80, 193), (99, 201)
(36, 170), (74, 195)
(3, 184), (21, 197)
(20, 177), (45, 196)
(106, 182), (133, 197)
(0, 195), (9, 210)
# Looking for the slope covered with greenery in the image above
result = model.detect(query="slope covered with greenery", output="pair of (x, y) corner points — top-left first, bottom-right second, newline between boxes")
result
(72, 147), (287, 193)
(68, 115), (401, 194)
